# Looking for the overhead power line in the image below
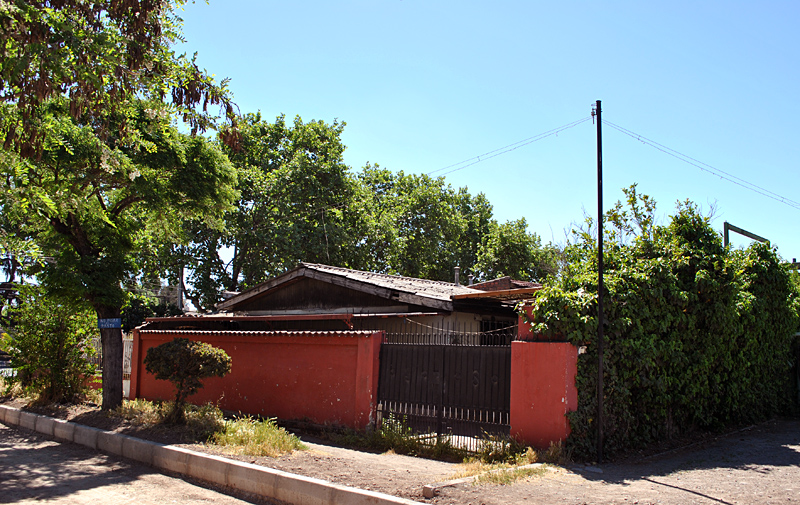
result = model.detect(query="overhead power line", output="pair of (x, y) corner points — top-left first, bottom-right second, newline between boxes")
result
(605, 120), (800, 212)
(427, 116), (592, 177)
(266, 117), (594, 221)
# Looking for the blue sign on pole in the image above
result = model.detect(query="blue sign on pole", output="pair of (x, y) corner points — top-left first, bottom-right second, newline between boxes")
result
(98, 318), (122, 329)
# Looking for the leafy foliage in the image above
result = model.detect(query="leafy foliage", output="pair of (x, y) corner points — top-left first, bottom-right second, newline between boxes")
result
(0, 0), (238, 158)
(121, 292), (182, 333)
(474, 218), (558, 282)
(527, 187), (800, 459)
(170, 119), (559, 309)
(0, 285), (98, 403)
(144, 338), (231, 424)
(0, 98), (237, 409)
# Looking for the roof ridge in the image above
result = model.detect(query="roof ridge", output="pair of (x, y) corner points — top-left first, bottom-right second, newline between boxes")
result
(299, 262), (477, 290)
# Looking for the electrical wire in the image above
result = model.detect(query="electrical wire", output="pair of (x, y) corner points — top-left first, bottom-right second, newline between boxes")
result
(427, 116), (591, 177)
(605, 120), (800, 212)
(231, 117), (593, 223)
(402, 317), (517, 335)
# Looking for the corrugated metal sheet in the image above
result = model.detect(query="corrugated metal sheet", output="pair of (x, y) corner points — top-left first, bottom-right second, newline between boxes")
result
(299, 262), (481, 302)
(137, 329), (378, 338)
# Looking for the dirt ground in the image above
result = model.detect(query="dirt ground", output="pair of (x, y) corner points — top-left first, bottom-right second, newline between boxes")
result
(3, 398), (800, 504)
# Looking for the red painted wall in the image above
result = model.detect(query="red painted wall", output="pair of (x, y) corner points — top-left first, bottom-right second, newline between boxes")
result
(517, 305), (535, 340)
(129, 329), (382, 429)
(509, 341), (578, 449)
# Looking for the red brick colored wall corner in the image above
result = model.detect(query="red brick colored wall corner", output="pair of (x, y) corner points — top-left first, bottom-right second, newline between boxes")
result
(517, 305), (535, 340)
(131, 330), (383, 430)
(354, 331), (383, 427)
(509, 341), (578, 449)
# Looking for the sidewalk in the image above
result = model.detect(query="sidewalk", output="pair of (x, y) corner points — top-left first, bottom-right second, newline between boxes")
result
(3, 402), (800, 505)
(0, 422), (271, 504)
(0, 404), (422, 505)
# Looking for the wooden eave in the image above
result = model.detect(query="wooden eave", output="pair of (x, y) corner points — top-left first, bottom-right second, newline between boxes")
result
(452, 287), (542, 302)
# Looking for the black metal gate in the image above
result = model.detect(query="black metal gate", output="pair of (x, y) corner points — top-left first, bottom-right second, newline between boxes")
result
(377, 341), (511, 449)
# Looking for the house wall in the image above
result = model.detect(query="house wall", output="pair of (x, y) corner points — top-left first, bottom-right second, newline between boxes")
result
(129, 329), (382, 429)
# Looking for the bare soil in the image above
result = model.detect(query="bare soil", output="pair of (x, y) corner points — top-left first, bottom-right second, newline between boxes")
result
(4, 398), (800, 504)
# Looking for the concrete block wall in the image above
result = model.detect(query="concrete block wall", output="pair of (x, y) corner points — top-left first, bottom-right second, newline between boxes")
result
(130, 329), (382, 430)
(509, 341), (579, 449)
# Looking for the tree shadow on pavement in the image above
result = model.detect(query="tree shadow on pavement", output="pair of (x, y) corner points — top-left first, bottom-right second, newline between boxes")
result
(572, 418), (800, 484)
(0, 426), (148, 503)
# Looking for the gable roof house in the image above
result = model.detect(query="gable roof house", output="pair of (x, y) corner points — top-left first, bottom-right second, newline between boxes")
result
(143, 262), (541, 344)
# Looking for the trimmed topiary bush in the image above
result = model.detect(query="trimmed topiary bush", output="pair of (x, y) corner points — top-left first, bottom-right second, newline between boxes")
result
(144, 338), (231, 423)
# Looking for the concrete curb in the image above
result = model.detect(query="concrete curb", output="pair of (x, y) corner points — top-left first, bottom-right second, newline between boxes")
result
(0, 404), (421, 505)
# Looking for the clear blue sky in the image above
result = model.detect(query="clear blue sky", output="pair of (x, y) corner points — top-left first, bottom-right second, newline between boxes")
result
(176, 0), (800, 261)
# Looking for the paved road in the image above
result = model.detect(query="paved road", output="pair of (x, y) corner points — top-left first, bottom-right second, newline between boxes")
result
(433, 418), (800, 505)
(0, 423), (275, 505)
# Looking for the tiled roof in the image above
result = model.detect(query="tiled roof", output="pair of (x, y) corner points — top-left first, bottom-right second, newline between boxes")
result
(299, 262), (483, 302)
(469, 276), (541, 291)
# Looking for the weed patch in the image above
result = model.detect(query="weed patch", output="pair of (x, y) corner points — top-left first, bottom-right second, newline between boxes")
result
(474, 465), (549, 485)
(213, 416), (306, 457)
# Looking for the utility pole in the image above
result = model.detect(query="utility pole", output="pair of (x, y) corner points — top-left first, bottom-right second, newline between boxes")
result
(592, 100), (605, 463)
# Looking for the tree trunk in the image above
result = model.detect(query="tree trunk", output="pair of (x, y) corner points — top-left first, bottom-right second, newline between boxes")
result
(95, 304), (123, 410)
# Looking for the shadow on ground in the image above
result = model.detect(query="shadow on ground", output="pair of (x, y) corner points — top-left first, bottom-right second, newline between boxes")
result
(574, 418), (800, 484)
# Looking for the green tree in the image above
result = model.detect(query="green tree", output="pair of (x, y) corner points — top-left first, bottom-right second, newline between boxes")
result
(0, 0), (240, 410)
(0, 0), (238, 158)
(454, 189), (494, 278)
(0, 99), (236, 410)
(1, 285), (98, 403)
(357, 166), (466, 281)
(121, 292), (182, 333)
(358, 165), (557, 283)
(474, 218), (558, 282)
(162, 113), (370, 309)
(223, 114), (364, 288)
(144, 337), (231, 424)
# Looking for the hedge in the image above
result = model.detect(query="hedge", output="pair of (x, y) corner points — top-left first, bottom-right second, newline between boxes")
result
(528, 196), (800, 459)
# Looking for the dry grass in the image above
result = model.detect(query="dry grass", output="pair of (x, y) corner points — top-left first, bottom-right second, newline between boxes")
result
(450, 459), (552, 485)
(1, 376), (30, 401)
(449, 441), (566, 486)
(475, 465), (550, 485)
(113, 398), (164, 425)
(112, 399), (305, 456)
(450, 459), (513, 479)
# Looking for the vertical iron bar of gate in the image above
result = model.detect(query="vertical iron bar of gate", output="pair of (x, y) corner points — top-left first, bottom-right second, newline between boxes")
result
(436, 321), (446, 442)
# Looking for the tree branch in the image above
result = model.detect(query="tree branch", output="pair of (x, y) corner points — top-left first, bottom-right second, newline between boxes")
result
(50, 213), (100, 257)
(109, 194), (145, 217)
(92, 183), (107, 212)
